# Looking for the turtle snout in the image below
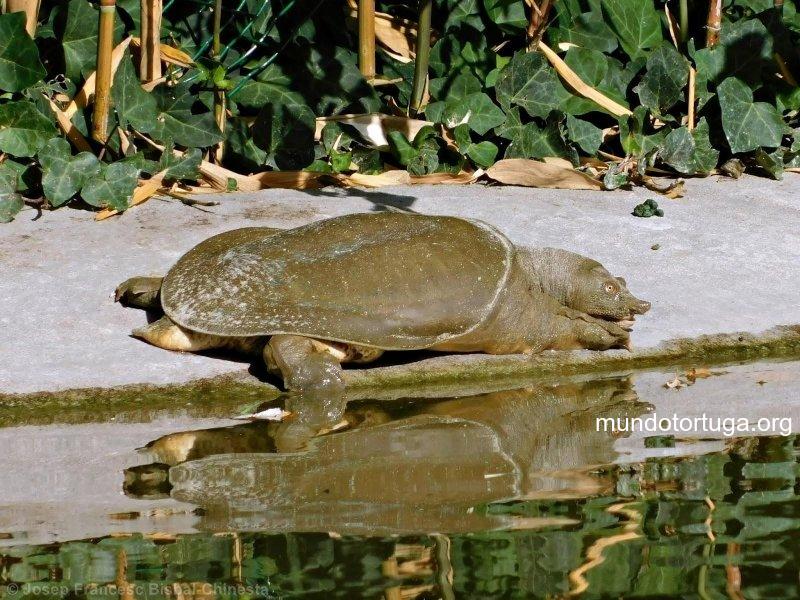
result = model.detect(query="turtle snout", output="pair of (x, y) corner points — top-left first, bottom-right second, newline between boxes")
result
(631, 299), (651, 315)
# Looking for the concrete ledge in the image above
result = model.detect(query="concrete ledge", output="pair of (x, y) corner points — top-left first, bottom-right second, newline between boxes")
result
(2, 175), (799, 395)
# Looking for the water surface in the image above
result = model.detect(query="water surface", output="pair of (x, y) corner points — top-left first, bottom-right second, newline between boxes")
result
(3, 360), (800, 598)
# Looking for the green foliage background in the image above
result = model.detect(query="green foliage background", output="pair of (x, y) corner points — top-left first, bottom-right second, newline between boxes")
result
(0, 0), (799, 221)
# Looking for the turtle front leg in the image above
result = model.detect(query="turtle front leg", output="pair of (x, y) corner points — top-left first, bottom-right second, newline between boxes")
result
(115, 276), (163, 310)
(264, 334), (346, 394)
(551, 307), (630, 351)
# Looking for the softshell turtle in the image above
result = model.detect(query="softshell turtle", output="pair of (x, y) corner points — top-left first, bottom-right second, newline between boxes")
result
(116, 213), (650, 392)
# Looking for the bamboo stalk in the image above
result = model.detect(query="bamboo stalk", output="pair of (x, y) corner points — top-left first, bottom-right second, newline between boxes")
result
(705, 0), (722, 47)
(92, 0), (116, 143)
(409, 0), (431, 114)
(358, 0), (376, 80)
(139, 0), (162, 82)
(5, 0), (39, 36)
(678, 0), (688, 43)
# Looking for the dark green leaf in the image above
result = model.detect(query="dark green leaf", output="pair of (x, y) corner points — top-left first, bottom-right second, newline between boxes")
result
(112, 53), (158, 132)
(634, 44), (689, 113)
(754, 147), (784, 179)
(0, 13), (46, 92)
(442, 92), (505, 135)
(717, 77), (784, 153)
(602, 0), (662, 59)
(659, 119), (719, 175)
(550, 0), (618, 53)
(0, 101), (57, 157)
(566, 115), (602, 156)
(0, 192), (23, 223)
(81, 162), (140, 210)
(429, 71), (482, 103)
(150, 84), (224, 148)
(483, 0), (527, 32)
(61, 0), (101, 81)
(453, 124), (498, 167)
(495, 51), (571, 118)
(157, 145), (202, 180)
(38, 138), (101, 206)
(252, 98), (316, 170)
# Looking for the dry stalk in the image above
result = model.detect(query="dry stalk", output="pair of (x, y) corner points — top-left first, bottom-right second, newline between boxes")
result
(92, 0), (116, 143)
(358, 0), (376, 80)
(139, 0), (163, 82)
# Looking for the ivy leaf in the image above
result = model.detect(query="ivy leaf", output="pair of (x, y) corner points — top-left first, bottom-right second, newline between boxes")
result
(252, 97), (316, 170)
(754, 147), (784, 180)
(442, 92), (505, 135)
(81, 162), (140, 210)
(602, 0), (662, 59)
(659, 118), (719, 175)
(634, 44), (689, 113)
(38, 137), (101, 206)
(453, 125), (498, 167)
(496, 107), (540, 158)
(618, 106), (667, 157)
(112, 53), (158, 132)
(483, 0), (527, 32)
(429, 71), (482, 103)
(157, 143), (202, 180)
(0, 102), (57, 157)
(566, 115), (602, 156)
(150, 84), (224, 148)
(234, 64), (296, 108)
(550, 0), (618, 54)
(495, 51), (571, 119)
(717, 77), (784, 153)
(0, 167), (22, 223)
(0, 13), (46, 92)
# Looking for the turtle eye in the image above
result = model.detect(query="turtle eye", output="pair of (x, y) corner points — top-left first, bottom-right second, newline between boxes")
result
(604, 283), (616, 294)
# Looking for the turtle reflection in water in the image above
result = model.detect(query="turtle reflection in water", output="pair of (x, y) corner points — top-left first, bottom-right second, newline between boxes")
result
(116, 213), (650, 393)
(130, 377), (646, 533)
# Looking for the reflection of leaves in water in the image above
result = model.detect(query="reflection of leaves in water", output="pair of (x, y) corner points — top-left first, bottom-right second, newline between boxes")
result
(7, 435), (800, 599)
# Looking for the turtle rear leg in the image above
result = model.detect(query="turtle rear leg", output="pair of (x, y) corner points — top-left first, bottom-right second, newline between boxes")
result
(115, 276), (163, 310)
(264, 334), (345, 393)
(133, 316), (225, 352)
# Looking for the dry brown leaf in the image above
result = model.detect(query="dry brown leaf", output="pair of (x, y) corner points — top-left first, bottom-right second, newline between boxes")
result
(66, 37), (132, 120)
(538, 41), (632, 117)
(46, 97), (92, 152)
(245, 170), (334, 190)
(130, 37), (194, 67)
(315, 113), (432, 148)
(345, 0), (418, 61)
(485, 158), (604, 190)
(347, 170), (411, 187)
(640, 175), (685, 198)
(541, 156), (574, 169)
(410, 170), (480, 184)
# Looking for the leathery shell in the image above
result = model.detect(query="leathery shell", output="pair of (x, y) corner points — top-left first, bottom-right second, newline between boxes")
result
(161, 212), (513, 349)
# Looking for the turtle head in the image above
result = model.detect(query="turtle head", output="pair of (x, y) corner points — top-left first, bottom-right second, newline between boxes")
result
(570, 263), (651, 327)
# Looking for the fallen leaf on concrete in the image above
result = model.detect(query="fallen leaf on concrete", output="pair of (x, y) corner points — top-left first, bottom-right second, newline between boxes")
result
(485, 158), (604, 189)
(640, 175), (685, 198)
(410, 170), (481, 184)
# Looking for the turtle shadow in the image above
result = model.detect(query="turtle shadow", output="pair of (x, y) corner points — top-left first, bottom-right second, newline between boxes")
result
(300, 188), (419, 213)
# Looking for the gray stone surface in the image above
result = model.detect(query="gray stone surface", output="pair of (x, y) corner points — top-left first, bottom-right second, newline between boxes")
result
(1, 174), (799, 394)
